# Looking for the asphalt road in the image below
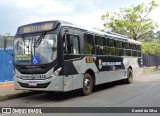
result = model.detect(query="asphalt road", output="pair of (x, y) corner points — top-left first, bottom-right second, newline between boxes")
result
(0, 71), (160, 116)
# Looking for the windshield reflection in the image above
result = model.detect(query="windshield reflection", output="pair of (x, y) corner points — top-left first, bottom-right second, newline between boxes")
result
(14, 34), (57, 65)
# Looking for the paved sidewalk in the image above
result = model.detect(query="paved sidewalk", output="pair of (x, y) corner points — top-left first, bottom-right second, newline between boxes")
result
(0, 82), (36, 101)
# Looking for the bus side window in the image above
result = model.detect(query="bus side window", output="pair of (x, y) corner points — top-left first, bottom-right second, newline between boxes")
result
(63, 34), (80, 54)
(84, 33), (95, 54)
(63, 35), (67, 54)
(66, 35), (72, 54)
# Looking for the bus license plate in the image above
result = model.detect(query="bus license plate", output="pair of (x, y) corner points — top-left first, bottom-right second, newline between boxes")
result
(28, 82), (37, 86)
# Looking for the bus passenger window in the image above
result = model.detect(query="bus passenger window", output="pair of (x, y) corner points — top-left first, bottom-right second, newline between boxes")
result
(108, 39), (115, 47)
(84, 33), (95, 54)
(108, 48), (115, 56)
(63, 34), (80, 54)
(125, 50), (131, 56)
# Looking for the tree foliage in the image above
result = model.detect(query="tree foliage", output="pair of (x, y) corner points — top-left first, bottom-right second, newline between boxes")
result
(0, 33), (12, 48)
(142, 39), (160, 68)
(142, 40), (160, 55)
(101, 0), (159, 40)
(156, 30), (160, 38)
(140, 30), (158, 41)
(0, 34), (4, 48)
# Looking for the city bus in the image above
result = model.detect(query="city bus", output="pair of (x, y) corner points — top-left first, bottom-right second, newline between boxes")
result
(12, 20), (143, 95)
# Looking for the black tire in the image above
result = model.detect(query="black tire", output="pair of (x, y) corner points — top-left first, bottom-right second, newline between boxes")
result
(125, 69), (133, 84)
(81, 73), (93, 96)
(45, 91), (55, 95)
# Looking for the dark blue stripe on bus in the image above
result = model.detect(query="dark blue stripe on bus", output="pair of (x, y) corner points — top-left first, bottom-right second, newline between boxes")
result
(62, 55), (143, 75)
(138, 58), (143, 68)
(95, 56), (125, 71)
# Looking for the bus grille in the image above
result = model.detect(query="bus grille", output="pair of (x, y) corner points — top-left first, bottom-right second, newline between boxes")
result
(18, 82), (51, 88)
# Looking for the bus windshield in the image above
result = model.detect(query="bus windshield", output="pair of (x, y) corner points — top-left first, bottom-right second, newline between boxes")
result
(14, 34), (57, 65)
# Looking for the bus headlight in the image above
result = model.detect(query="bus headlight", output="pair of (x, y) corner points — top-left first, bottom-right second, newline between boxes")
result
(53, 67), (62, 76)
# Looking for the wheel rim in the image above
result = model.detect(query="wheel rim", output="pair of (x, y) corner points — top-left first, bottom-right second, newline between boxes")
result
(84, 78), (91, 92)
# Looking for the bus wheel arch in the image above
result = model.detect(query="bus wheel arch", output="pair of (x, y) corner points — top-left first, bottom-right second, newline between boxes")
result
(80, 69), (95, 96)
(128, 66), (132, 71)
(125, 66), (133, 84)
(85, 69), (95, 86)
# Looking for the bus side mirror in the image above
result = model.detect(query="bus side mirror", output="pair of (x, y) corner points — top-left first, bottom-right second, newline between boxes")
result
(4, 38), (7, 49)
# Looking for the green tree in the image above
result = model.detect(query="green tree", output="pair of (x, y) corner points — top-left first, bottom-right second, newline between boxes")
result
(101, 0), (159, 40)
(142, 40), (160, 68)
(156, 30), (160, 38)
(140, 31), (157, 42)
(0, 33), (13, 49)
(0, 34), (3, 48)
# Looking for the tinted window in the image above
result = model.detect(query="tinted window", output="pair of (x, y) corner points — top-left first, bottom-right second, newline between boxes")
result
(115, 41), (123, 48)
(116, 49), (124, 56)
(131, 44), (136, 50)
(96, 46), (102, 55)
(84, 33), (95, 54)
(124, 43), (130, 49)
(108, 39), (115, 47)
(95, 36), (103, 46)
(137, 45), (141, 51)
(132, 51), (137, 57)
(96, 46), (107, 55)
(125, 50), (131, 56)
(65, 35), (80, 54)
(103, 37), (107, 46)
(102, 47), (107, 55)
(108, 48), (115, 55)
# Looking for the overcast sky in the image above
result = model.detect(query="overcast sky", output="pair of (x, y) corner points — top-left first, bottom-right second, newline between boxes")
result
(0, 0), (160, 35)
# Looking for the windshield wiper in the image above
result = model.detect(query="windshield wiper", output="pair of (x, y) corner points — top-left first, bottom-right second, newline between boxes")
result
(34, 32), (46, 48)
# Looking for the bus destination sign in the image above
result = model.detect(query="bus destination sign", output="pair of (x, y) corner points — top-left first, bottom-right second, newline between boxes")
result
(17, 22), (58, 34)
(23, 23), (53, 33)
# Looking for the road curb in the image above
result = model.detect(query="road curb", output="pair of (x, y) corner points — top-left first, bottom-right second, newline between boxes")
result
(0, 91), (41, 101)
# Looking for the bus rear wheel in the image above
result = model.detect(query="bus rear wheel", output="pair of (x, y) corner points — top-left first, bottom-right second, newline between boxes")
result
(81, 73), (93, 96)
(125, 69), (133, 84)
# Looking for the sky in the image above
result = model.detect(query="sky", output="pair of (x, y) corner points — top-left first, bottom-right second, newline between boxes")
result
(0, 0), (160, 35)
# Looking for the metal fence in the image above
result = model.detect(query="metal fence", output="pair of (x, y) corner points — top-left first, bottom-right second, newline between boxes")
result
(0, 49), (13, 82)
(0, 36), (14, 49)
(143, 54), (160, 67)
(0, 36), (14, 82)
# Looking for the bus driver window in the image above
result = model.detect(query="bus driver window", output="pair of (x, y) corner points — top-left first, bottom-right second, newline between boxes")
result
(63, 34), (72, 54)
(63, 34), (79, 54)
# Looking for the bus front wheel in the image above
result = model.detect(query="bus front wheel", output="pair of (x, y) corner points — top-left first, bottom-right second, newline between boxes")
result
(81, 73), (93, 96)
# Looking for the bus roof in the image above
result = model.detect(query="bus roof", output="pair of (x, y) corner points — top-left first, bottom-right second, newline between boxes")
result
(17, 20), (141, 44)
(60, 20), (141, 45)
